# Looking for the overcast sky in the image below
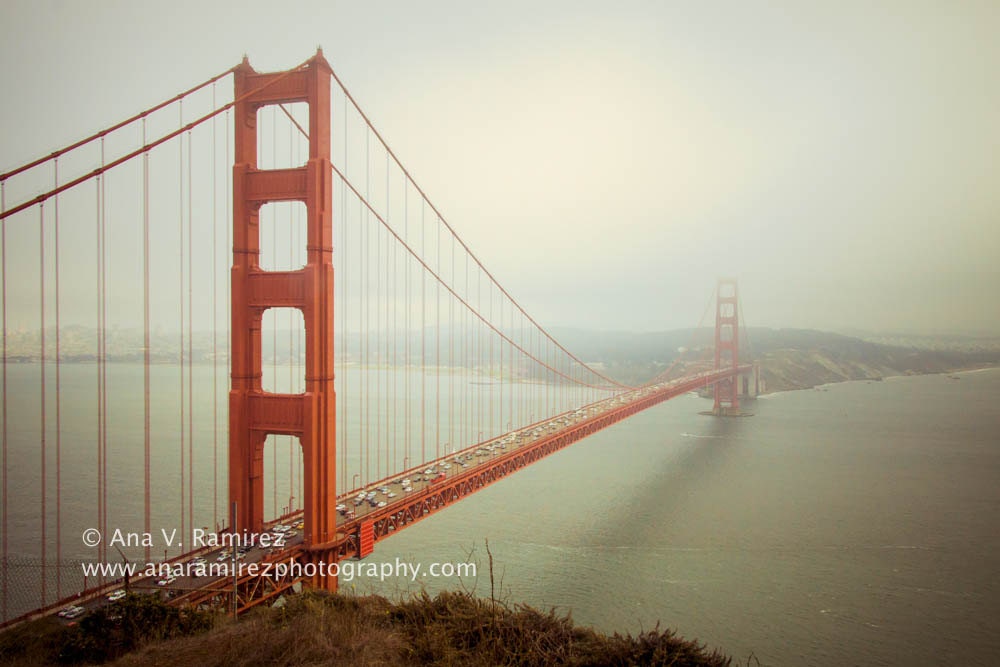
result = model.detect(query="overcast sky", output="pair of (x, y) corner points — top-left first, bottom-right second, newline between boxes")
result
(1, 0), (998, 335)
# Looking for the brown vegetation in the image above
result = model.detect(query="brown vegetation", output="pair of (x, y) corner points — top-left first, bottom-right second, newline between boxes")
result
(1, 590), (732, 667)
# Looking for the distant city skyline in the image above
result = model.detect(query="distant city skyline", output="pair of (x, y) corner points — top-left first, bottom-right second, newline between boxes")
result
(1, 1), (997, 336)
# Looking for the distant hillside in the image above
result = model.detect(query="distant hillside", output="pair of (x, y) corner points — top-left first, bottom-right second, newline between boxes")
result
(551, 326), (999, 391)
(6, 324), (995, 394)
(748, 329), (995, 392)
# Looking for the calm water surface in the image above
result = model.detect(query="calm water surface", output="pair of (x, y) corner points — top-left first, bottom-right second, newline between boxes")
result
(3, 365), (999, 665)
(361, 368), (1000, 666)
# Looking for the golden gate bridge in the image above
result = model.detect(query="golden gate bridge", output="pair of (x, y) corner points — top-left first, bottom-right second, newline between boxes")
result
(0, 50), (752, 625)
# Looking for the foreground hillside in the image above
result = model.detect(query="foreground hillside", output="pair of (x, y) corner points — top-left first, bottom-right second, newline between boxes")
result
(0, 591), (732, 667)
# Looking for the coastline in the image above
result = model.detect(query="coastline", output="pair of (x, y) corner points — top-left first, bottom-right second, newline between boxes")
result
(756, 362), (998, 397)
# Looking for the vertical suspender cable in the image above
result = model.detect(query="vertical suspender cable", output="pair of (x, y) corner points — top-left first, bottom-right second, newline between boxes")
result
(211, 85), (218, 530)
(382, 157), (387, 476)
(39, 203), (47, 605)
(420, 200), (425, 467)
(99, 136), (109, 577)
(358, 193), (364, 489)
(178, 102), (186, 550)
(340, 94), (348, 496)
(143, 118), (151, 562)
(533, 323), (538, 423)
(522, 312), (526, 426)
(271, 106), (277, 518)
(364, 129), (370, 486)
(489, 281), (494, 441)
(466, 242), (470, 449)
(435, 216), (440, 461)
(54, 159), (62, 599)
(508, 297), (513, 433)
(497, 284), (501, 440)
(449, 231), (454, 454)
(187, 127), (194, 538)
(1, 181), (7, 622)
(388, 157), (395, 475)
(296, 112), (303, 505)
(547, 331), (551, 419)
(95, 168), (103, 578)
(476, 266), (481, 442)
(337, 177), (345, 493)
(225, 106), (231, 523)
(92, 157), (100, 577)
(338, 101), (347, 494)
(404, 182), (410, 474)
(375, 163), (381, 481)
(356, 177), (363, 486)
(288, 117), (294, 513)
(390, 160), (397, 475)
(97, 137), (108, 580)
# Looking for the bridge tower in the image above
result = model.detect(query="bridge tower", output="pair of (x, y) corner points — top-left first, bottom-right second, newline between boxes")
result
(229, 51), (338, 590)
(713, 278), (740, 415)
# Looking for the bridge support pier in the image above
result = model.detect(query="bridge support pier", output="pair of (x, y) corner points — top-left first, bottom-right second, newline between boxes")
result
(229, 51), (339, 591)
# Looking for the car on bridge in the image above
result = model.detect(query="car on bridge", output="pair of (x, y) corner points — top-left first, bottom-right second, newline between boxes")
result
(58, 605), (85, 619)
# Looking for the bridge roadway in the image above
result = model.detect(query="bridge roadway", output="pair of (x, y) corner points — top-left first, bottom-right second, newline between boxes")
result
(39, 365), (750, 621)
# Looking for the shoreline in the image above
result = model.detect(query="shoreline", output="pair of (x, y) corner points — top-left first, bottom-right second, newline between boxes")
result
(755, 362), (999, 398)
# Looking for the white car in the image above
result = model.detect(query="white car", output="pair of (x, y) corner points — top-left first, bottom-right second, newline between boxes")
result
(58, 605), (85, 619)
(106, 589), (126, 602)
(157, 576), (176, 586)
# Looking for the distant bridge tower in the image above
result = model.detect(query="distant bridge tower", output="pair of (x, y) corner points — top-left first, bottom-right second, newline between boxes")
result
(713, 278), (740, 415)
(229, 51), (339, 590)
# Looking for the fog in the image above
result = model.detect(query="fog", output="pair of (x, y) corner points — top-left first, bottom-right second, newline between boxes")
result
(1, 0), (997, 335)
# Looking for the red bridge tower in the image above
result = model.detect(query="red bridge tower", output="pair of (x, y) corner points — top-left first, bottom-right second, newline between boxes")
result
(229, 51), (339, 590)
(713, 278), (741, 415)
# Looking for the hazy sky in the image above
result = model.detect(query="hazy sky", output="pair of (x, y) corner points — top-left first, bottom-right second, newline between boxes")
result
(1, 0), (998, 335)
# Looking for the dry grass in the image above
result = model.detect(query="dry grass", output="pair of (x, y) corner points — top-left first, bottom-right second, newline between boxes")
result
(111, 591), (730, 667)
(1, 590), (731, 666)
(111, 595), (404, 667)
